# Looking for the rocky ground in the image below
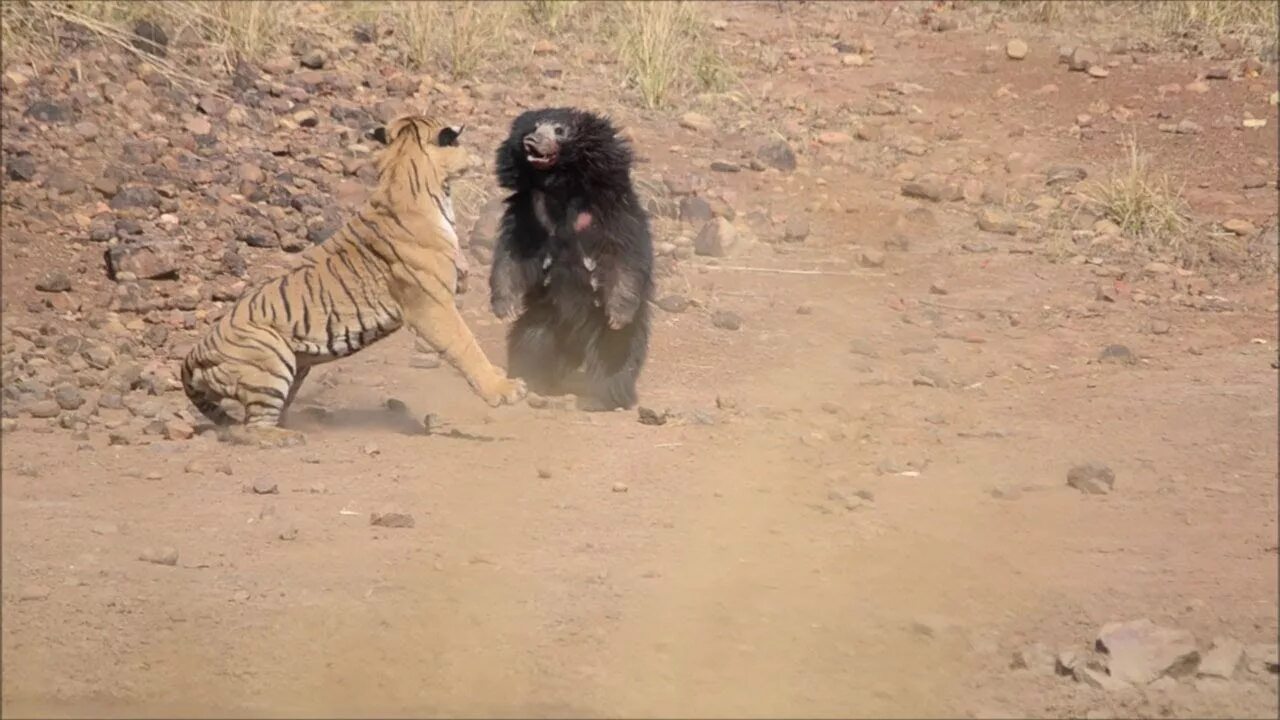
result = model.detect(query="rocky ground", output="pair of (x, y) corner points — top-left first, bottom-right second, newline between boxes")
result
(2, 1), (1278, 717)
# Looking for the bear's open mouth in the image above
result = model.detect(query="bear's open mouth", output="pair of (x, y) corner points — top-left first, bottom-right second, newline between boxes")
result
(523, 136), (558, 170)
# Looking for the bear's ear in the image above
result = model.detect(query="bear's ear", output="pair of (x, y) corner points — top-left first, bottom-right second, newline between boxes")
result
(367, 125), (389, 145)
(437, 125), (464, 147)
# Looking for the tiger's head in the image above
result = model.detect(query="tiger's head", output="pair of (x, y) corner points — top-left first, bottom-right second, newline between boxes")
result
(368, 115), (476, 226)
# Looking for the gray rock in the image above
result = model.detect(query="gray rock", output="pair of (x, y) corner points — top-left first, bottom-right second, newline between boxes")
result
(655, 295), (690, 313)
(1067, 462), (1115, 494)
(35, 270), (71, 293)
(53, 384), (84, 410)
(105, 243), (179, 280)
(1069, 47), (1100, 71)
(756, 140), (797, 172)
(25, 100), (72, 124)
(138, 546), (179, 566)
(300, 49), (327, 69)
(977, 207), (1018, 234)
(26, 400), (61, 419)
(1099, 344), (1136, 365)
(679, 196), (713, 225)
(1096, 618), (1200, 684)
(1010, 642), (1056, 674)
(7, 155), (36, 181)
(370, 510), (415, 528)
(694, 218), (738, 257)
(108, 185), (161, 210)
(712, 310), (742, 331)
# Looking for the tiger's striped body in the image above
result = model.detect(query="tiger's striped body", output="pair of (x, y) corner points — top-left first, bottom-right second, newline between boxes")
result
(181, 115), (526, 445)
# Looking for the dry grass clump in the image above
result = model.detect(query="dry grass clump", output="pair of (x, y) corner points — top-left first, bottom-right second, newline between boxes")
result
(526, 0), (581, 32)
(385, 1), (519, 79)
(1085, 136), (1192, 257)
(1146, 0), (1278, 39)
(607, 1), (732, 109)
(2, 1), (310, 69)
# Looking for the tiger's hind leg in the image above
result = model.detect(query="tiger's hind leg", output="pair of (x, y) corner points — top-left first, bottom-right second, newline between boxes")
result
(218, 329), (308, 448)
(278, 365), (312, 425)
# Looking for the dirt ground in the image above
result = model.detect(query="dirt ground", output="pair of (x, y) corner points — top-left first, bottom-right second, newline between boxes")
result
(2, 1), (1278, 718)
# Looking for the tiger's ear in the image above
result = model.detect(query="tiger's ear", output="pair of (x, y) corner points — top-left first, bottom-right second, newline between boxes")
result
(437, 125), (464, 147)
(368, 125), (390, 145)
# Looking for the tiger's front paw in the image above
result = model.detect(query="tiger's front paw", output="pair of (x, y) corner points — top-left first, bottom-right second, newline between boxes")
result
(479, 375), (527, 407)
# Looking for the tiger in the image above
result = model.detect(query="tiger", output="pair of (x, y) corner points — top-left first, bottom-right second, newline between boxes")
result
(181, 114), (527, 447)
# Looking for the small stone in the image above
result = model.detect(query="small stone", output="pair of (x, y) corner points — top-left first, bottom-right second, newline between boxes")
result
(532, 39), (556, 55)
(293, 109), (319, 127)
(1099, 344), (1135, 365)
(1176, 119), (1203, 135)
(756, 140), (797, 172)
(928, 280), (948, 295)
(278, 527), (299, 541)
(186, 116), (212, 136)
(1222, 218), (1256, 236)
(712, 311), (742, 331)
(370, 510), (415, 528)
(709, 160), (741, 173)
(1005, 38), (1029, 60)
(1075, 664), (1130, 691)
(694, 218), (739, 257)
(1067, 462), (1115, 494)
(138, 546), (179, 566)
(679, 112), (714, 132)
(1087, 65), (1110, 79)
(251, 480), (279, 495)
(1069, 47), (1099, 72)
(1205, 66), (1230, 80)
(783, 215), (810, 242)
(977, 208), (1018, 235)
(164, 419), (194, 441)
(637, 407), (668, 426)
(53, 385), (84, 410)
(611, 482), (629, 493)
(1198, 637), (1244, 679)
(655, 295), (690, 313)
(1010, 643), (1055, 674)
(1150, 319), (1171, 335)
(817, 131), (852, 146)
(858, 250), (886, 268)
(536, 467), (552, 479)
(26, 400), (61, 419)
(35, 270), (71, 293)
(1096, 618), (1200, 684)
(679, 196), (713, 224)
(299, 49), (327, 69)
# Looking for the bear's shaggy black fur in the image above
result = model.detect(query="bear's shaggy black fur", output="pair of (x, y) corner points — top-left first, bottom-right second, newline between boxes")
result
(488, 107), (653, 411)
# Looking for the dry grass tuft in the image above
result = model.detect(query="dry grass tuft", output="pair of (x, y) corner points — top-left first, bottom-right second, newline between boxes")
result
(390, 1), (518, 79)
(3, 1), (308, 71)
(526, 0), (581, 31)
(1147, 0), (1278, 39)
(1085, 136), (1191, 256)
(609, 1), (732, 109)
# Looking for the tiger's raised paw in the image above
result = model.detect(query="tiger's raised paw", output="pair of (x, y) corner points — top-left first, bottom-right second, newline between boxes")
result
(224, 425), (307, 449)
(480, 376), (527, 407)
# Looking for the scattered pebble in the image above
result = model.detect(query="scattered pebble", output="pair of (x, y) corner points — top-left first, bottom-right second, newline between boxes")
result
(1006, 39), (1028, 60)
(251, 480), (279, 495)
(611, 482), (629, 493)
(370, 510), (415, 528)
(138, 546), (179, 566)
(712, 310), (742, 331)
(1067, 462), (1115, 495)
